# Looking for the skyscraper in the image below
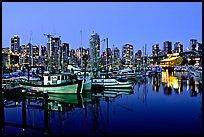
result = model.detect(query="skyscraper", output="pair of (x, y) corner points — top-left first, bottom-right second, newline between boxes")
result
(122, 44), (134, 68)
(61, 43), (70, 68)
(190, 39), (197, 50)
(50, 37), (61, 71)
(112, 47), (120, 69)
(152, 44), (160, 56)
(89, 32), (100, 71)
(174, 42), (183, 53)
(163, 41), (172, 54)
(11, 35), (20, 54)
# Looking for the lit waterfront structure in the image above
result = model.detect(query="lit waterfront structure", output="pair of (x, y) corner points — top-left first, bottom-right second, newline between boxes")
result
(11, 35), (20, 54)
(174, 42), (183, 53)
(163, 41), (172, 54)
(89, 32), (100, 71)
(152, 44), (160, 56)
(122, 44), (134, 68)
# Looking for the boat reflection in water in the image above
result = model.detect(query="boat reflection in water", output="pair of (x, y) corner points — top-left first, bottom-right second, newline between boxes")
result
(48, 93), (84, 111)
(1, 70), (202, 135)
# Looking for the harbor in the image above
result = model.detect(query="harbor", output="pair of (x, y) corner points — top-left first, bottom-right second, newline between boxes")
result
(1, 71), (202, 135)
(2, 2), (202, 135)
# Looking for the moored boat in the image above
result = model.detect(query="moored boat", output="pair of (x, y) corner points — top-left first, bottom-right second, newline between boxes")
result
(92, 78), (133, 90)
(19, 72), (84, 94)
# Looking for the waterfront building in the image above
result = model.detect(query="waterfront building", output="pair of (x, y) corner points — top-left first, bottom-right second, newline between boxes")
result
(11, 35), (20, 54)
(61, 43), (70, 69)
(89, 32), (100, 72)
(10, 53), (20, 71)
(197, 43), (202, 51)
(84, 48), (91, 70)
(37, 45), (47, 68)
(4, 45), (21, 70)
(190, 39), (197, 51)
(32, 45), (39, 66)
(19, 43), (39, 68)
(122, 44), (134, 68)
(100, 48), (112, 71)
(40, 45), (47, 56)
(70, 49), (77, 65)
(152, 44), (160, 56)
(2, 47), (11, 69)
(49, 36), (61, 72)
(174, 42), (183, 53)
(192, 42), (202, 51)
(112, 47), (120, 69)
(163, 41), (172, 54)
(135, 50), (142, 68)
(76, 47), (87, 68)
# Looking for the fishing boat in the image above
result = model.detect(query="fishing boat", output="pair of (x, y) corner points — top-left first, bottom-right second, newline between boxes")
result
(19, 71), (84, 94)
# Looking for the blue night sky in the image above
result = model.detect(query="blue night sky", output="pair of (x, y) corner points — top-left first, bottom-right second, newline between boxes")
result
(2, 2), (202, 55)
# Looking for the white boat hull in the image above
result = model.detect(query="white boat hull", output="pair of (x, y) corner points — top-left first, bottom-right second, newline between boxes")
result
(104, 83), (133, 89)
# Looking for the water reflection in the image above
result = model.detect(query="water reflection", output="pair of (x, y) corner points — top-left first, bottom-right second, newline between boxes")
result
(149, 71), (202, 96)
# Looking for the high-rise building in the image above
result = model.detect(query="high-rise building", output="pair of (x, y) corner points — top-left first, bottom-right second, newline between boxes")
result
(152, 44), (160, 56)
(163, 41), (172, 54)
(70, 49), (76, 65)
(174, 42), (183, 53)
(40, 45), (47, 56)
(122, 44), (134, 68)
(2, 47), (10, 69)
(61, 43), (70, 68)
(89, 32), (100, 71)
(134, 49), (142, 67)
(50, 36), (61, 71)
(38, 45), (47, 67)
(197, 43), (202, 51)
(112, 47), (120, 69)
(32, 45), (39, 66)
(11, 35), (20, 54)
(190, 39), (197, 50)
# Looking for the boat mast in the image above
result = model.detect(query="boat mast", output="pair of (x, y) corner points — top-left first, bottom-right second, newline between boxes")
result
(106, 38), (108, 78)
(61, 44), (64, 73)
(80, 30), (83, 69)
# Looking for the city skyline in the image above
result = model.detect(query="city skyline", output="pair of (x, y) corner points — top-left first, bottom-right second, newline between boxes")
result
(2, 2), (202, 55)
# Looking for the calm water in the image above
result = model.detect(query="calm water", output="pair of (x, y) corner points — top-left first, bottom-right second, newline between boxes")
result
(1, 71), (202, 135)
